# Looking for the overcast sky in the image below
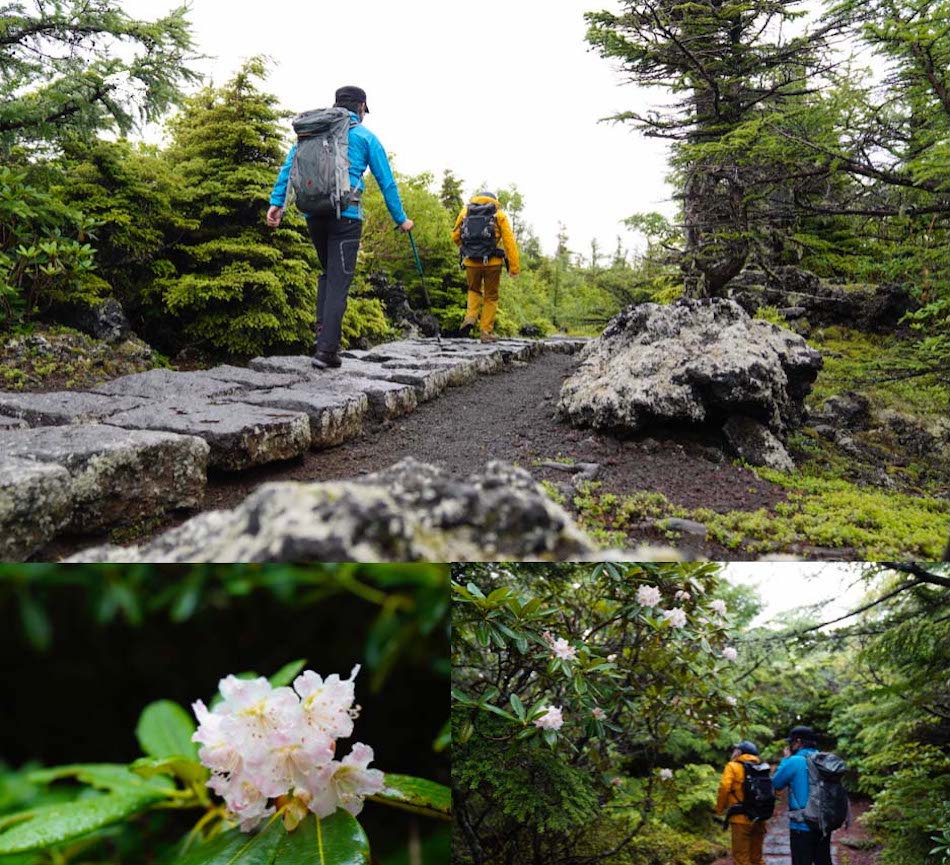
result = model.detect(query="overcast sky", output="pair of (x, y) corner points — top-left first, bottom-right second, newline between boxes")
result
(720, 562), (871, 628)
(122, 0), (674, 257)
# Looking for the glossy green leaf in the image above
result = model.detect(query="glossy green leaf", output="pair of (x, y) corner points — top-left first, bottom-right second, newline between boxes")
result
(287, 811), (370, 865)
(16, 588), (51, 652)
(370, 774), (451, 821)
(28, 763), (173, 793)
(176, 815), (284, 865)
(136, 700), (198, 761)
(268, 659), (307, 688)
(130, 755), (208, 786)
(0, 788), (164, 853)
(178, 812), (369, 865)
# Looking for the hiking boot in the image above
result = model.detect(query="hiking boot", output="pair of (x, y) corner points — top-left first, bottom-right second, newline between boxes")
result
(459, 319), (475, 338)
(312, 350), (342, 369)
(479, 332), (497, 343)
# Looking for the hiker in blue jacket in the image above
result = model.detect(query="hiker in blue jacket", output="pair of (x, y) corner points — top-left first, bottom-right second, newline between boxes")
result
(772, 725), (833, 865)
(266, 85), (413, 369)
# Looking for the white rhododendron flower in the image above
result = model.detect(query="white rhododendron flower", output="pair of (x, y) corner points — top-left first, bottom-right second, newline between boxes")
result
(307, 743), (385, 818)
(534, 705), (564, 730)
(592, 707), (606, 720)
(722, 646), (738, 661)
(636, 585), (662, 607)
(661, 608), (687, 628)
(659, 768), (674, 780)
(710, 599), (728, 617)
(725, 696), (737, 706)
(192, 666), (382, 832)
(550, 637), (578, 661)
(674, 590), (691, 602)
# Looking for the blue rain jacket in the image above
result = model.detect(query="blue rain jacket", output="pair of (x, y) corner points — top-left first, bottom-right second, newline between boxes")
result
(772, 747), (818, 832)
(270, 111), (407, 224)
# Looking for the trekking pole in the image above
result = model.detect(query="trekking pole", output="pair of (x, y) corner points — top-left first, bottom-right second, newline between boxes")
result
(406, 229), (442, 346)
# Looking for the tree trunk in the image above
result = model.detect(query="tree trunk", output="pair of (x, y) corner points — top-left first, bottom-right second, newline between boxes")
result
(682, 162), (749, 297)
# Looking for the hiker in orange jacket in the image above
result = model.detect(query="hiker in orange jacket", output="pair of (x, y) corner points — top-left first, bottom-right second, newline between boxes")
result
(717, 740), (770, 865)
(451, 191), (520, 343)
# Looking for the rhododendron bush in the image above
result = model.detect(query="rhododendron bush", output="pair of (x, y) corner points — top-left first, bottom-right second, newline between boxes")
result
(451, 562), (748, 865)
(0, 660), (450, 864)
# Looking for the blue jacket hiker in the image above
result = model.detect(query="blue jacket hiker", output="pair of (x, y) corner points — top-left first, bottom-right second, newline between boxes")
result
(266, 85), (413, 369)
(772, 726), (832, 865)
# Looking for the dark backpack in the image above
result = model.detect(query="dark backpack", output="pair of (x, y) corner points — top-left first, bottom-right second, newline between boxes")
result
(791, 752), (849, 837)
(289, 107), (357, 218)
(460, 202), (502, 262)
(732, 760), (776, 822)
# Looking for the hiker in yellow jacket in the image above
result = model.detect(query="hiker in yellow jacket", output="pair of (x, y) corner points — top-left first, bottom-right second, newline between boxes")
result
(451, 191), (520, 343)
(717, 741), (769, 865)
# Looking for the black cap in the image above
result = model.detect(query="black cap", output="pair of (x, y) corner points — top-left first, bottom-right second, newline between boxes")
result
(335, 85), (369, 113)
(787, 725), (816, 743)
(732, 740), (759, 756)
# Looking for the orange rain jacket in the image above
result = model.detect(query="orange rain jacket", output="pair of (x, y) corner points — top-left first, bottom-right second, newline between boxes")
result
(451, 194), (521, 275)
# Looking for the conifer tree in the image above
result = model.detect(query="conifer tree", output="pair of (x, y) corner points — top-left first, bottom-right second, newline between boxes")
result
(0, 0), (198, 154)
(152, 58), (317, 357)
(586, 0), (834, 296)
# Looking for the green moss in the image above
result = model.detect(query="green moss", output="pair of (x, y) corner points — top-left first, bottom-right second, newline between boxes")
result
(569, 472), (947, 560)
(753, 305), (790, 327)
(1, 328), (162, 391)
(809, 327), (948, 420)
(539, 480), (567, 506)
(109, 516), (167, 545)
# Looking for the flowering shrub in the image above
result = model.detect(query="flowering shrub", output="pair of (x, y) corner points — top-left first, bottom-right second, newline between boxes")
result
(452, 562), (747, 865)
(0, 660), (450, 864)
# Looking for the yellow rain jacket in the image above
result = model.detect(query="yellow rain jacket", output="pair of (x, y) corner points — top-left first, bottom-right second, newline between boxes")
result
(451, 194), (520, 275)
(717, 753), (765, 826)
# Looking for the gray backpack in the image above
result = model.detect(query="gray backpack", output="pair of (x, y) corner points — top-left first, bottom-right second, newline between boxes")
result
(788, 752), (849, 837)
(290, 107), (358, 218)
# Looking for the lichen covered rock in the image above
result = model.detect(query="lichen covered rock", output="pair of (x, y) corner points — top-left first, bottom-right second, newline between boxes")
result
(66, 459), (596, 562)
(559, 298), (822, 439)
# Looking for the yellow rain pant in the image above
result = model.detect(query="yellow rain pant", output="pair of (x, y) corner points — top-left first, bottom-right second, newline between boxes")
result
(730, 821), (767, 865)
(463, 264), (502, 335)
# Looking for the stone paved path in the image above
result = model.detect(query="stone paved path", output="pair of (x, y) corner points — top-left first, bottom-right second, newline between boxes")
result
(0, 337), (585, 560)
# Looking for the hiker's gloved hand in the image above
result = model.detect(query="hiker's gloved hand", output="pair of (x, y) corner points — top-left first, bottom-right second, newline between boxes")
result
(266, 206), (284, 228)
(398, 219), (414, 232)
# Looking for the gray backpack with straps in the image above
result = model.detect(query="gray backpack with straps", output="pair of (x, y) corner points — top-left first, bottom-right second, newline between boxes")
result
(788, 751), (849, 837)
(289, 107), (358, 218)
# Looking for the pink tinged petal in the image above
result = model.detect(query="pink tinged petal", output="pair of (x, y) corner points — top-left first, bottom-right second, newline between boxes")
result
(293, 670), (324, 700)
(305, 763), (342, 818)
(343, 743), (375, 770)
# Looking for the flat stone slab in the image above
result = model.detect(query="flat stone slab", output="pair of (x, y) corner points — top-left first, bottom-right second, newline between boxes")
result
(0, 458), (72, 561)
(350, 342), (506, 380)
(332, 376), (417, 420)
(541, 336), (590, 354)
(93, 368), (240, 400)
(349, 337), (541, 364)
(0, 416), (28, 430)
(344, 358), (455, 401)
(105, 400), (311, 471)
(200, 364), (305, 389)
(0, 390), (146, 426)
(225, 388), (367, 448)
(251, 355), (453, 403)
(0, 425), (208, 549)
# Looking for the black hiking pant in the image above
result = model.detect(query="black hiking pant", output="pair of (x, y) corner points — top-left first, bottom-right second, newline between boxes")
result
(790, 828), (832, 865)
(306, 215), (363, 354)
